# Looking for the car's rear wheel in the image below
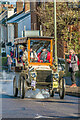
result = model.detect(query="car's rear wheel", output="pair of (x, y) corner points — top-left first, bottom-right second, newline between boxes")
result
(13, 76), (18, 97)
(20, 76), (25, 99)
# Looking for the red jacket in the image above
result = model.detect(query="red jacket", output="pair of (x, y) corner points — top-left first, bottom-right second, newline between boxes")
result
(38, 51), (50, 63)
(69, 55), (72, 63)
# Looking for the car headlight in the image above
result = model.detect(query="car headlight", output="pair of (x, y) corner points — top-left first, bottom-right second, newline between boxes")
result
(53, 73), (59, 79)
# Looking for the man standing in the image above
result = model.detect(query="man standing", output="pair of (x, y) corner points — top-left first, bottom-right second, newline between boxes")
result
(7, 54), (12, 72)
(66, 49), (79, 87)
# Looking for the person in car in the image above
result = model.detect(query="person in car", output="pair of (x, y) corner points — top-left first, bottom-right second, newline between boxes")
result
(38, 47), (50, 63)
(21, 45), (28, 63)
(30, 47), (38, 62)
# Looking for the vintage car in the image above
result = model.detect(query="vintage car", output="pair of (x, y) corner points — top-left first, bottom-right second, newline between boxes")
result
(13, 36), (65, 99)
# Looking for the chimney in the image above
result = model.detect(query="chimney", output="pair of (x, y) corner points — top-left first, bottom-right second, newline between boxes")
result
(16, 0), (23, 14)
(24, 1), (30, 12)
(7, 4), (14, 18)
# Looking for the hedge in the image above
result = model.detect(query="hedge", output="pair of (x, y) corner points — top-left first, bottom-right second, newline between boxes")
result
(2, 57), (7, 66)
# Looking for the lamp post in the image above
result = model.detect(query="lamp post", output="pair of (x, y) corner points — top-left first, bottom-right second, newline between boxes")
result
(54, 0), (58, 68)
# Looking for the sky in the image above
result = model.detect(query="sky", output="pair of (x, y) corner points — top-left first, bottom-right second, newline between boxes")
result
(1, 0), (21, 2)
(1, 0), (79, 3)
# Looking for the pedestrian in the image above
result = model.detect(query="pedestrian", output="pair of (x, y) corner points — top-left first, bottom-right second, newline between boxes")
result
(7, 54), (12, 72)
(66, 49), (79, 87)
(10, 50), (14, 59)
(10, 50), (14, 66)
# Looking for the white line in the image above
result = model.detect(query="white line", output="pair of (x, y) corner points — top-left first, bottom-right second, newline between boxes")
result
(0, 80), (13, 82)
(35, 115), (54, 118)
(69, 114), (79, 117)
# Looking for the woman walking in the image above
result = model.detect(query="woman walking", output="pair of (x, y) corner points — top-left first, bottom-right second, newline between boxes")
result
(66, 49), (79, 87)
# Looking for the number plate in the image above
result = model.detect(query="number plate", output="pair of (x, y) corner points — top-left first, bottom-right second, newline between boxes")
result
(53, 81), (58, 88)
(31, 80), (36, 87)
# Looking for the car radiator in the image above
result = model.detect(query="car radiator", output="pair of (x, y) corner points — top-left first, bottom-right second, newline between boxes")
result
(36, 70), (52, 82)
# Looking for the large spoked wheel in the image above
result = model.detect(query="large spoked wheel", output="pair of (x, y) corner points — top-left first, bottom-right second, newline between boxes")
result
(59, 78), (65, 99)
(13, 76), (18, 97)
(20, 76), (25, 99)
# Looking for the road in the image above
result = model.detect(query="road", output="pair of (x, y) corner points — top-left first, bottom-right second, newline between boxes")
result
(0, 71), (80, 119)
(1, 93), (80, 119)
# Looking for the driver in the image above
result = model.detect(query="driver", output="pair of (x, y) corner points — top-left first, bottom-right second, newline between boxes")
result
(30, 47), (37, 62)
(38, 47), (50, 63)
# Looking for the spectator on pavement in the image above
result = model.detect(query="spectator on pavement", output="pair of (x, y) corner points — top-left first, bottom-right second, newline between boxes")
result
(66, 49), (79, 87)
(10, 50), (14, 60)
(7, 54), (13, 72)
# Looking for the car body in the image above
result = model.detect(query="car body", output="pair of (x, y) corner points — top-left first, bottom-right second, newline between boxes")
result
(13, 36), (65, 99)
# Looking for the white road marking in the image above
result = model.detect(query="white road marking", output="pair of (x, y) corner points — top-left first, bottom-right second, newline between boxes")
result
(69, 114), (79, 117)
(0, 80), (13, 82)
(35, 113), (79, 118)
(0, 92), (6, 94)
(35, 114), (54, 118)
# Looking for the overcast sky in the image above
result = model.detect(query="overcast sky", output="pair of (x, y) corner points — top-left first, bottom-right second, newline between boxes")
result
(1, 0), (79, 3)
(1, 0), (23, 2)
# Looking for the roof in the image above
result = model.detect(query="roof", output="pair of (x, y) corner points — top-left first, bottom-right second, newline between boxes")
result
(0, 11), (4, 15)
(7, 10), (24, 21)
(7, 13), (17, 21)
(14, 36), (54, 45)
(15, 36), (54, 40)
(27, 36), (54, 39)
(0, 10), (7, 24)
(7, 11), (31, 24)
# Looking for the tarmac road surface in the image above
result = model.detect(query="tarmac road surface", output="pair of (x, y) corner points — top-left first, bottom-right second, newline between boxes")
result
(1, 93), (80, 119)
(0, 71), (80, 119)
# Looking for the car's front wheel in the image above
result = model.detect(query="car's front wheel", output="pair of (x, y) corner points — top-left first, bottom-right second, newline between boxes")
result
(59, 78), (65, 99)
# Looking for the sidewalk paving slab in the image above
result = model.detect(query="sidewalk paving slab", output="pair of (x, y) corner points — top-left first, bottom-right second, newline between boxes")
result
(65, 85), (80, 97)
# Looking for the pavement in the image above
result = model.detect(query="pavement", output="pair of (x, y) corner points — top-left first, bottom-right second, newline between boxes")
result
(64, 77), (80, 97)
(0, 70), (80, 97)
(65, 85), (80, 97)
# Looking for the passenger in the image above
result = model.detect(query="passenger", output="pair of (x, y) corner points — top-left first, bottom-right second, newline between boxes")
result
(38, 47), (50, 63)
(30, 47), (37, 62)
(21, 46), (37, 63)
(21, 45), (28, 63)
